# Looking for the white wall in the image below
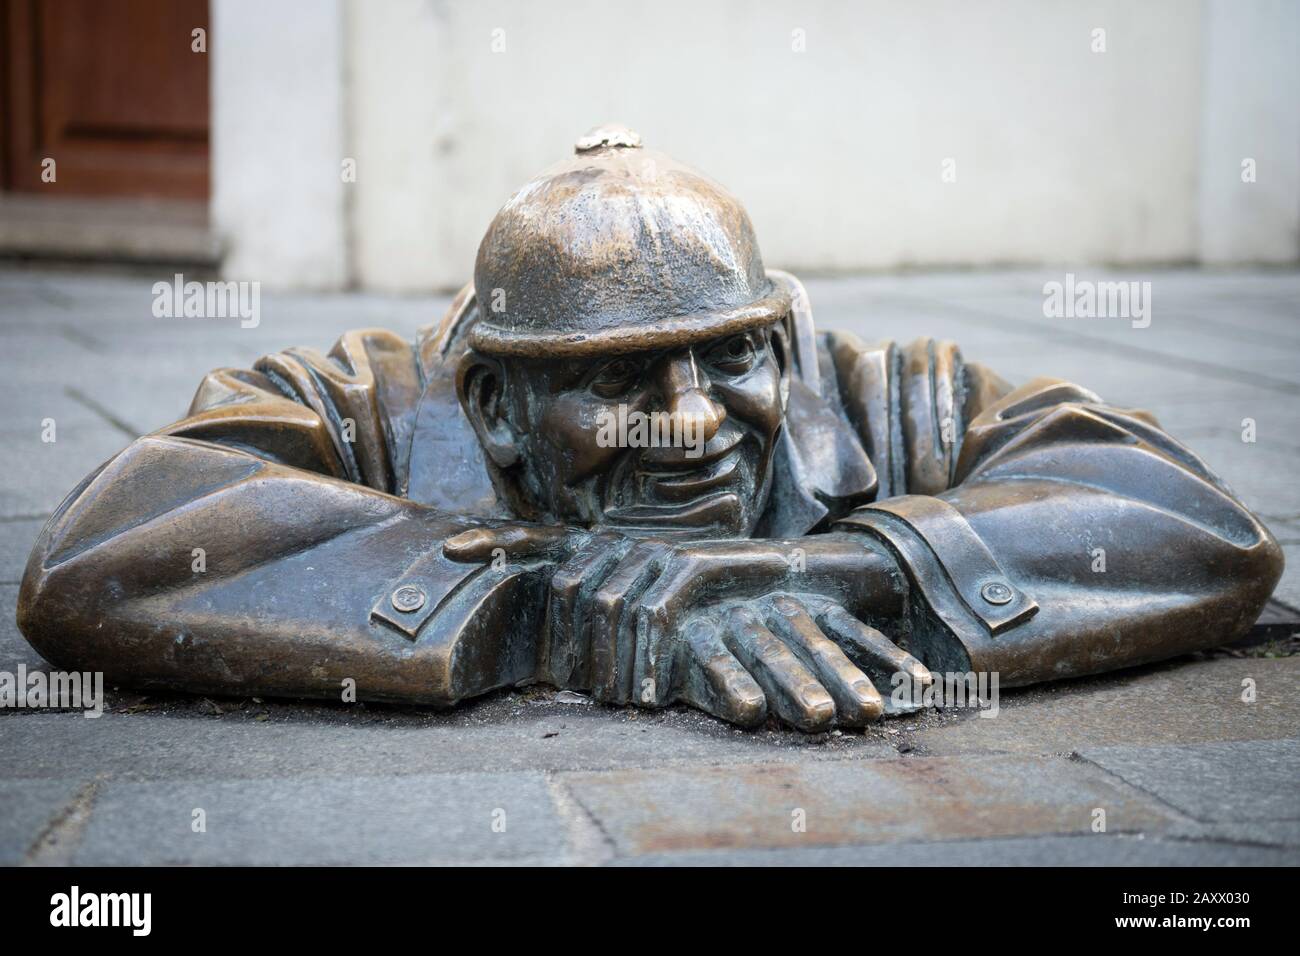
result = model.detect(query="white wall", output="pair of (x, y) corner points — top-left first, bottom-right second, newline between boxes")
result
(214, 0), (1300, 291)
(212, 0), (349, 289)
(346, 0), (449, 293)
(1198, 0), (1300, 264)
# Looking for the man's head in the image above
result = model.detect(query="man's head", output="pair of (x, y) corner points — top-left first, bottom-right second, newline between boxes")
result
(457, 126), (792, 538)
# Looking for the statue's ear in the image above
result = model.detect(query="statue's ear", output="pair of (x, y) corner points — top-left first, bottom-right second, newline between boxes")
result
(767, 269), (820, 396)
(769, 319), (792, 412)
(456, 351), (521, 469)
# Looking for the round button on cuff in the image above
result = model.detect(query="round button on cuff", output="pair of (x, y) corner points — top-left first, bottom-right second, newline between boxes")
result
(391, 585), (427, 613)
(980, 581), (1014, 606)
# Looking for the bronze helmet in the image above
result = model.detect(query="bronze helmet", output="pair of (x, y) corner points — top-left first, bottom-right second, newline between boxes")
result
(469, 125), (791, 357)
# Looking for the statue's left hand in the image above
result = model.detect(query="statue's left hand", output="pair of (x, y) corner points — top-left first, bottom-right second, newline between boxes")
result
(665, 591), (931, 730)
(444, 528), (925, 730)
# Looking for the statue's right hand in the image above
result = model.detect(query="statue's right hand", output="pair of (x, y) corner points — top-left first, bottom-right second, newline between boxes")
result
(442, 524), (583, 564)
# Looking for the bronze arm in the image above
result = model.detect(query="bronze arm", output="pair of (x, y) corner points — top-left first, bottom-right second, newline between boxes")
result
(17, 333), (549, 706)
(836, 375), (1284, 684)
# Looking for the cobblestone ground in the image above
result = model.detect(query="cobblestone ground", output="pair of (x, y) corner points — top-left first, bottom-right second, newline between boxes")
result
(2, 266), (1297, 865)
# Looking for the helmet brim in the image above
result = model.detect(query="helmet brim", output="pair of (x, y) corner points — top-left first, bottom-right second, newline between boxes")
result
(467, 289), (792, 358)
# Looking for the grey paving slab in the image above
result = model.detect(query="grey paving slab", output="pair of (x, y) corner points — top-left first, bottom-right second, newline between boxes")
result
(1266, 517), (1300, 539)
(1079, 740), (1300, 824)
(74, 772), (567, 865)
(561, 754), (1175, 857)
(1279, 547), (1300, 607)
(1160, 433), (1300, 523)
(913, 658), (1300, 755)
(612, 834), (1299, 866)
(841, 279), (1300, 410)
(0, 585), (48, 670)
(0, 382), (108, 434)
(980, 307), (1300, 386)
(0, 778), (88, 865)
(1152, 399), (1300, 440)
(0, 706), (898, 782)
(0, 518), (44, 583)
(1171, 819), (1300, 849)
(0, 425), (130, 516)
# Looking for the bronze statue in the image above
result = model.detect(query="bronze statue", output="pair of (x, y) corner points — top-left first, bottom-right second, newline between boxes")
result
(17, 127), (1284, 731)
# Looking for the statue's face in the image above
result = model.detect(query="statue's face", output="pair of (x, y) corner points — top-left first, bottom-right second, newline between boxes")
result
(481, 324), (788, 538)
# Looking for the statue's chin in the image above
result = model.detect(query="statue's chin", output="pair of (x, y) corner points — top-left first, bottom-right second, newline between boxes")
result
(598, 491), (749, 539)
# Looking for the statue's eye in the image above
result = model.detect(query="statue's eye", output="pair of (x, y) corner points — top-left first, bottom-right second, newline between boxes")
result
(590, 358), (642, 397)
(705, 334), (756, 374)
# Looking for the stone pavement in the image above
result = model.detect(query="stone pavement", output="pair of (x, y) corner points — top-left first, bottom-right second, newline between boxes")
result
(1, 265), (1297, 865)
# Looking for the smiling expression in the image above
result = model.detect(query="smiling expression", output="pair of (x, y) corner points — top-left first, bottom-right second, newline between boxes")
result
(481, 323), (789, 538)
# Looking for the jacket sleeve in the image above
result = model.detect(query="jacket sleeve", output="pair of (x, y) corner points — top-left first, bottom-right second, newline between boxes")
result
(17, 329), (548, 705)
(829, 335), (1284, 686)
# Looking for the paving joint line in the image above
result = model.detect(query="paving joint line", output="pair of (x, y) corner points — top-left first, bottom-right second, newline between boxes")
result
(62, 386), (141, 440)
(24, 777), (102, 866)
(1067, 750), (1203, 828)
(544, 772), (616, 866)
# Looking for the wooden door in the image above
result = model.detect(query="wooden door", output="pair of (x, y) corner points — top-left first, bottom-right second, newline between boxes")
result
(2, 0), (210, 198)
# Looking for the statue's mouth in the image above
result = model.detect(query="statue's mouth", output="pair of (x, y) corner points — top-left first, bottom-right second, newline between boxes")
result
(641, 448), (741, 500)
(601, 430), (752, 533)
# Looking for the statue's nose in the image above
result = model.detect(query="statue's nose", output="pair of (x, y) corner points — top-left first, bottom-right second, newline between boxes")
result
(660, 352), (726, 443)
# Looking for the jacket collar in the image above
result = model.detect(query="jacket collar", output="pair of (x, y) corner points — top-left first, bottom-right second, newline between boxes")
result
(760, 377), (878, 537)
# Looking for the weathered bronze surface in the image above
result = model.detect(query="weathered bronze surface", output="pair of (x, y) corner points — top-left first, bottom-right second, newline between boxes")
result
(18, 127), (1284, 731)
